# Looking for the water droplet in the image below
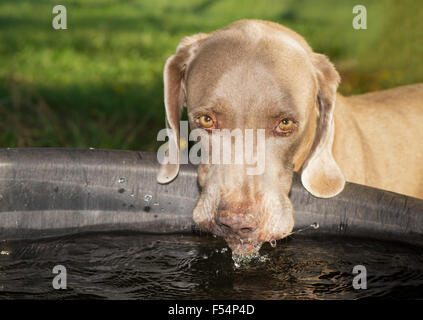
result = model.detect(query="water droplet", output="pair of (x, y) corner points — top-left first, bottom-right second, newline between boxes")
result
(269, 240), (277, 248)
(119, 178), (126, 184)
(89, 147), (95, 150)
(144, 194), (152, 202)
(258, 255), (270, 263)
(153, 202), (159, 206)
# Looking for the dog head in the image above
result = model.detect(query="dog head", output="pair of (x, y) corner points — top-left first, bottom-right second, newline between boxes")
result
(158, 20), (345, 256)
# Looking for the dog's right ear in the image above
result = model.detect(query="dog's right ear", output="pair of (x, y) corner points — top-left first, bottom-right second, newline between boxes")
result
(300, 53), (345, 198)
(157, 33), (209, 184)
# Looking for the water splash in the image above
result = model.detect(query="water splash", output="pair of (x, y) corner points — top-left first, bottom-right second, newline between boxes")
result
(232, 252), (263, 269)
(230, 242), (267, 268)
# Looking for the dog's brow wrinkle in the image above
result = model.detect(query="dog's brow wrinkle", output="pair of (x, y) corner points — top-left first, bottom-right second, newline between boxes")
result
(211, 104), (231, 114)
(267, 108), (296, 118)
(193, 100), (231, 114)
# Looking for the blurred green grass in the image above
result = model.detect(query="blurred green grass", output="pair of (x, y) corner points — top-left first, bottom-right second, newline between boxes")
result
(0, 0), (422, 151)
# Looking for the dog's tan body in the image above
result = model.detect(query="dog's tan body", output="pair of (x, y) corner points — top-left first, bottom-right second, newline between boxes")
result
(158, 19), (423, 255)
(334, 86), (423, 199)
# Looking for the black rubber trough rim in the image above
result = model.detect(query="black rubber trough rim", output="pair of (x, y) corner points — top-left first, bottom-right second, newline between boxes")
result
(0, 148), (422, 247)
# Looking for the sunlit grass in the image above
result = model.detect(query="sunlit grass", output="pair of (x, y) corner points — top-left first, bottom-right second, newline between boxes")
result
(0, 0), (422, 150)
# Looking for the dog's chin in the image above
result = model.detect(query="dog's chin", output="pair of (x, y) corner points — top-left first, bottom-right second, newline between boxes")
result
(224, 238), (263, 257)
(195, 220), (264, 257)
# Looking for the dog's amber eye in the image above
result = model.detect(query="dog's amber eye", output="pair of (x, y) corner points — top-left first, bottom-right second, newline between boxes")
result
(198, 115), (215, 129)
(276, 118), (295, 135)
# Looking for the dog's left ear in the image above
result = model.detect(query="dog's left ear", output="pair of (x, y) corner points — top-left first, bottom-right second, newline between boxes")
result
(157, 33), (209, 184)
(301, 53), (345, 198)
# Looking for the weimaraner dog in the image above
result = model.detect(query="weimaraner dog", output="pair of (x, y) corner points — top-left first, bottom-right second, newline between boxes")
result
(157, 20), (423, 256)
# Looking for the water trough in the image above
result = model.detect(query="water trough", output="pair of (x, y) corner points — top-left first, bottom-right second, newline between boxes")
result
(0, 148), (422, 247)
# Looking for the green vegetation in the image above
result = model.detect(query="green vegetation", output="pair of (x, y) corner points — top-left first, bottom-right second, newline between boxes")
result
(0, 0), (422, 150)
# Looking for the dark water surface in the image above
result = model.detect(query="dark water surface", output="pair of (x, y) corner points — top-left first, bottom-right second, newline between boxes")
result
(0, 233), (422, 299)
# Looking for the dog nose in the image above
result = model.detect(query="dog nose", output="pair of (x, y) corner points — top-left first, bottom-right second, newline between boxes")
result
(215, 213), (258, 237)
